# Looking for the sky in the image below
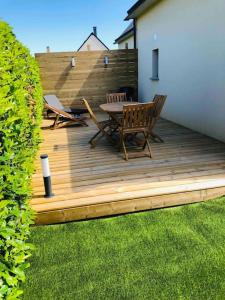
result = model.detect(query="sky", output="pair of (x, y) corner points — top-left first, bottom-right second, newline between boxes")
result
(0, 0), (136, 54)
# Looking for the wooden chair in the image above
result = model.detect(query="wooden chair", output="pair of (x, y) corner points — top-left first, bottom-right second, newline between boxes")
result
(82, 98), (118, 148)
(150, 95), (167, 142)
(44, 103), (88, 129)
(106, 93), (127, 103)
(119, 103), (154, 160)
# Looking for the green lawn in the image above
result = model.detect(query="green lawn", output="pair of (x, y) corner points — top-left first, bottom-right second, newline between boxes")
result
(23, 197), (225, 300)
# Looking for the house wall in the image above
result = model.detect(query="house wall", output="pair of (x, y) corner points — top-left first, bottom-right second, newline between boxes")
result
(79, 35), (108, 51)
(35, 50), (138, 109)
(137, 0), (225, 142)
(118, 35), (134, 49)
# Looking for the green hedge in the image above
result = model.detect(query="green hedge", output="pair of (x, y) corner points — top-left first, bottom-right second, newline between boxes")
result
(0, 21), (43, 299)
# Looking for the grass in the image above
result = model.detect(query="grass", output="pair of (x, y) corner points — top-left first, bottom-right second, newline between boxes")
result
(23, 197), (225, 300)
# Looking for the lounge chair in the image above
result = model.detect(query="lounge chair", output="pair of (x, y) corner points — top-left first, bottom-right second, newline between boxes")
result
(44, 95), (88, 117)
(45, 103), (88, 129)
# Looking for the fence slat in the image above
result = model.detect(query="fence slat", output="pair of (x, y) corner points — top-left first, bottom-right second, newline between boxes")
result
(35, 49), (138, 109)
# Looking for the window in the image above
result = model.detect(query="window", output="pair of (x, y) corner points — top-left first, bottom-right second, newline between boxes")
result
(125, 42), (129, 49)
(152, 49), (159, 80)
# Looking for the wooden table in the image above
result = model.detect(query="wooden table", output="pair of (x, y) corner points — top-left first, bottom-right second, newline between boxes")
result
(100, 102), (139, 114)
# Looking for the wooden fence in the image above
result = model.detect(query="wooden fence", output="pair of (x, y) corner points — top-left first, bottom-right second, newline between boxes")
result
(35, 49), (138, 109)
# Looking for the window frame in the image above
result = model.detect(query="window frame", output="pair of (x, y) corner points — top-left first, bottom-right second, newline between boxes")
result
(151, 48), (159, 81)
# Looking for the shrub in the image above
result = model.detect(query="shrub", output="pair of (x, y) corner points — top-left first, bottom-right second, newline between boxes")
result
(0, 21), (43, 299)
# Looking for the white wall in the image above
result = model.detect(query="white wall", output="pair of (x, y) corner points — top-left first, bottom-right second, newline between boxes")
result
(79, 35), (108, 51)
(137, 0), (225, 142)
(118, 36), (134, 49)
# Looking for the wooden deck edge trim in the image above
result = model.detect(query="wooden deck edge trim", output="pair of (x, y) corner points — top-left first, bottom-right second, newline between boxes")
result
(32, 179), (225, 212)
(34, 186), (225, 225)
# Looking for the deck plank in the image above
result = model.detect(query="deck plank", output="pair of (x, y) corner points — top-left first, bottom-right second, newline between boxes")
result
(31, 114), (225, 225)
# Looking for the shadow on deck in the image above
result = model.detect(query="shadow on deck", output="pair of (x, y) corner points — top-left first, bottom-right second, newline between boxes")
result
(31, 114), (225, 225)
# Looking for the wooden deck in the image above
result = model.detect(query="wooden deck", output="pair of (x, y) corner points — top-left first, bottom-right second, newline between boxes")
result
(31, 114), (225, 225)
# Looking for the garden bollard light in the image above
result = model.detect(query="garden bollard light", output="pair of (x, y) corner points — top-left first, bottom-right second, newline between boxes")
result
(40, 154), (54, 198)
(71, 57), (76, 67)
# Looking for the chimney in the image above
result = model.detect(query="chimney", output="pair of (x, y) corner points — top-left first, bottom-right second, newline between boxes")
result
(93, 27), (97, 36)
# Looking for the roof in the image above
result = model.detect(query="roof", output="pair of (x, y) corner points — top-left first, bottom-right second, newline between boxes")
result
(77, 33), (109, 51)
(125, 0), (159, 20)
(114, 22), (134, 44)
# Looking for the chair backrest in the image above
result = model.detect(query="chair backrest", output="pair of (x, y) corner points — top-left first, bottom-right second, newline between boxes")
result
(122, 103), (154, 130)
(81, 98), (99, 126)
(44, 103), (75, 120)
(44, 95), (65, 111)
(152, 95), (167, 119)
(106, 93), (127, 103)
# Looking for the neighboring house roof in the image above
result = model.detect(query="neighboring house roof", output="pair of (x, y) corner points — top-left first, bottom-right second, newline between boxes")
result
(114, 22), (134, 44)
(125, 0), (159, 20)
(77, 32), (109, 51)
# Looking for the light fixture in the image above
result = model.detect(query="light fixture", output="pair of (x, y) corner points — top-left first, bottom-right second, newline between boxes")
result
(40, 154), (54, 198)
(71, 57), (76, 67)
(104, 56), (109, 67)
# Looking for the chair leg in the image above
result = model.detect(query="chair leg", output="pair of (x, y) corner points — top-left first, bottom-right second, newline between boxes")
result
(89, 130), (101, 145)
(90, 127), (116, 148)
(51, 115), (88, 129)
(121, 134), (128, 161)
(90, 132), (104, 148)
(146, 137), (153, 158)
(143, 132), (153, 158)
(52, 115), (60, 130)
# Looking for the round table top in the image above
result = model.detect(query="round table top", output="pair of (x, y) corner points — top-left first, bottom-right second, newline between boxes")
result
(100, 101), (139, 113)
